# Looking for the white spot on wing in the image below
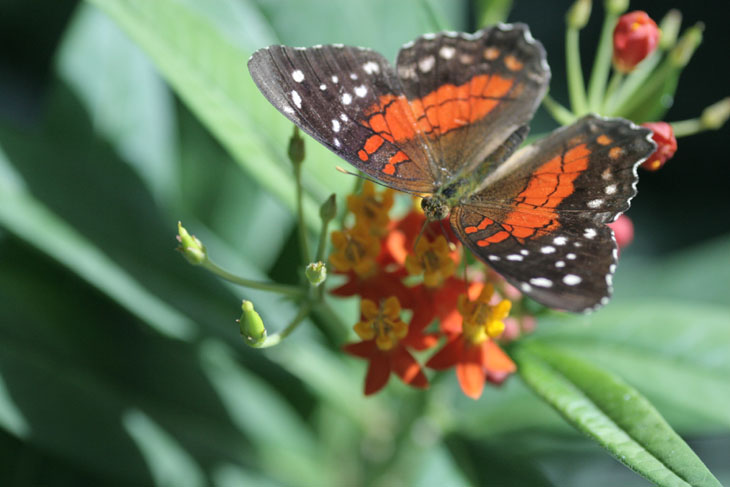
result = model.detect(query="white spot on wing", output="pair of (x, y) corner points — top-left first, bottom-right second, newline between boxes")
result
(605, 184), (617, 195)
(563, 274), (582, 285)
(419, 55), (435, 72)
(354, 85), (368, 97)
(553, 236), (567, 245)
(341, 93), (352, 105)
(332, 119), (340, 133)
(520, 249), (529, 256)
(292, 70), (304, 82)
(584, 228), (597, 239)
(340, 113), (349, 121)
(334, 138), (341, 148)
(567, 253), (577, 260)
(363, 61), (380, 74)
(488, 255), (500, 261)
(555, 260), (565, 268)
(588, 199), (604, 208)
(319, 83), (327, 91)
(507, 254), (523, 261)
(439, 46), (455, 59)
(541, 246), (556, 254)
(350, 73), (358, 80)
(520, 283), (532, 292)
(291, 90), (302, 108)
(331, 75), (339, 83)
(530, 277), (553, 288)
(283, 106), (295, 114)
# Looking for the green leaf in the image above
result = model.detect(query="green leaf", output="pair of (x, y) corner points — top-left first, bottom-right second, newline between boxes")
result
(514, 342), (722, 487)
(528, 300), (730, 431)
(87, 0), (323, 226)
(0, 145), (196, 340)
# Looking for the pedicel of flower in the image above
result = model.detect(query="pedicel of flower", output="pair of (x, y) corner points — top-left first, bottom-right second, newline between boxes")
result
(612, 11), (660, 73)
(640, 122), (677, 171)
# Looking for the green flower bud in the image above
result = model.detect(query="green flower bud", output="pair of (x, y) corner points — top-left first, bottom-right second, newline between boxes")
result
(566, 0), (592, 29)
(305, 261), (327, 286)
(319, 194), (337, 223)
(288, 127), (305, 166)
(176, 222), (207, 265)
(658, 9), (682, 50)
(669, 23), (703, 68)
(239, 300), (267, 346)
(604, 0), (628, 15)
(701, 97), (730, 130)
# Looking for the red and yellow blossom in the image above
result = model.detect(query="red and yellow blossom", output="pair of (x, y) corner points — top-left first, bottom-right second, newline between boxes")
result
(347, 181), (395, 234)
(641, 121), (678, 171)
(343, 297), (438, 395)
(427, 283), (516, 399)
(329, 225), (381, 277)
(612, 11), (660, 73)
(405, 235), (458, 288)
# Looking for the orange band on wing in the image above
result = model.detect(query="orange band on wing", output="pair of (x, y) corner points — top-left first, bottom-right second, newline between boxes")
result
(478, 144), (591, 246)
(361, 74), (515, 143)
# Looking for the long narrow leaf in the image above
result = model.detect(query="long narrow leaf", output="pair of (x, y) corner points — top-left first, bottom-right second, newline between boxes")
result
(514, 343), (722, 487)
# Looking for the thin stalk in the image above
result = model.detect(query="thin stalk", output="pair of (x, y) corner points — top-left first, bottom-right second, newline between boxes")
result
(257, 302), (313, 348)
(566, 27), (588, 115)
(202, 259), (304, 297)
(612, 61), (674, 117)
(543, 94), (577, 126)
(587, 12), (619, 111)
(670, 118), (703, 138)
(608, 51), (662, 115)
(293, 162), (311, 265)
(600, 71), (624, 113)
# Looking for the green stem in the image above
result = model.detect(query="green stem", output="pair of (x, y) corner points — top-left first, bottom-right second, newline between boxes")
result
(600, 71), (624, 114)
(587, 12), (619, 111)
(611, 61), (675, 117)
(315, 215), (331, 265)
(566, 27), (588, 115)
(256, 302), (313, 348)
(202, 259), (304, 297)
(293, 162), (311, 265)
(608, 51), (662, 115)
(670, 118), (704, 138)
(419, 0), (447, 31)
(542, 94), (577, 126)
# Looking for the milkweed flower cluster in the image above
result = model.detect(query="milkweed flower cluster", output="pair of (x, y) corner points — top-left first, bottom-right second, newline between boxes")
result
(330, 182), (534, 398)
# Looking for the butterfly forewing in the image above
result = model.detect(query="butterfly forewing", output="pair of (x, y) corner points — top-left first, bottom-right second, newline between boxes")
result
(248, 45), (435, 193)
(451, 116), (655, 312)
(395, 24), (550, 184)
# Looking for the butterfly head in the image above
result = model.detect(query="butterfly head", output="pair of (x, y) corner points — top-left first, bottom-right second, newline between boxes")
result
(421, 195), (450, 222)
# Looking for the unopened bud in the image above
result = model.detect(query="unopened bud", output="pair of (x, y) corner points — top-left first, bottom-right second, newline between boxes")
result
(288, 127), (305, 166)
(238, 300), (267, 346)
(612, 11), (660, 73)
(176, 222), (207, 265)
(566, 0), (592, 30)
(305, 261), (327, 286)
(604, 0), (628, 15)
(700, 97), (730, 130)
(320, 194), (337, 223)
(669, 23), (703, 68)
(658, 9), (682, 50)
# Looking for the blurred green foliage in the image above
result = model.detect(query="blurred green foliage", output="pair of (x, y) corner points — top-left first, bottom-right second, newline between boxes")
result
(0, 0), (728, 485)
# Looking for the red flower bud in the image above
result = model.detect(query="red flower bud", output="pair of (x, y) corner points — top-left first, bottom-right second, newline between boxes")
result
(613, 11), (660, 72)
(641, 122), (677, 171)
(607, 214), (634, 250)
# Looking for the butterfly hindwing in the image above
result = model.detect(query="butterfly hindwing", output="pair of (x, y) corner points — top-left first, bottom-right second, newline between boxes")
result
(248, 45), (435, 193)
(395, 24), (550, 184)
(451, 115), (655, 311)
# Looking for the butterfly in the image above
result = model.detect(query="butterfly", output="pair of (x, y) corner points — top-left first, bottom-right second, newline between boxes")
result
(247, 23), (655, 312)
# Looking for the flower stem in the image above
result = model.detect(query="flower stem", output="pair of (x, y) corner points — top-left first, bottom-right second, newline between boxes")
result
(587, 12), (619, 111)
(566, 27), (589, 115)
(600, 71), (623, 113)
(607, 51), (661, 115)
(542, 94), (576, 126)
(419, 0), (447, 31)
(256, 302), (313, 348)
(670, 118), (703, 138)
(293, 161), (311, 266)
(611, 60), (673, 117)
(202, 259), (304, 298)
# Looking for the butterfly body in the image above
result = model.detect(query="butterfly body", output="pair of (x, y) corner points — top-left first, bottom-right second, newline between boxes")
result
(248, 23), (655, 312)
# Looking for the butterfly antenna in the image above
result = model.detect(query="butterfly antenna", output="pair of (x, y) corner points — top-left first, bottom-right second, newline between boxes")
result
(335, 166), (388, 189)
(413, 219), (430, 251)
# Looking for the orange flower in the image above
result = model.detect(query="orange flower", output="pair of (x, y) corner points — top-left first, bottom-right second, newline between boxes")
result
(347, 181), (394, 235)
(405, 235), (457, 288)
(640, 121), (677, 171)
(613, 11), (660, 73)
(426, 283), (516, 399)
(329, 225), (381, 277)
(343, 297), (437, 395)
